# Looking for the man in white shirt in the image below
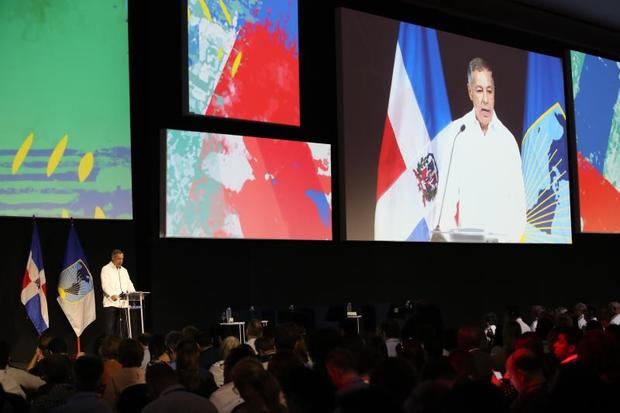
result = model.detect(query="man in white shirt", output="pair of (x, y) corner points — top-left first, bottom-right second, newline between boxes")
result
(433, 57), (526, 243)
(101, 249), (136, 336)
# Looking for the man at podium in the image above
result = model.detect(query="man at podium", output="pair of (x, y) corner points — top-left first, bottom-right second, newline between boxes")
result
(101, 249), (136, 335)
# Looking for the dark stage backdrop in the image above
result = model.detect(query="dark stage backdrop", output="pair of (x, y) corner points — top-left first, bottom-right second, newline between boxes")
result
(2, 0), (620, 361)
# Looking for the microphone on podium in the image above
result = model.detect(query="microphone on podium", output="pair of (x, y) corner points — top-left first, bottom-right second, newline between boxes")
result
(431, 124), (466, 242)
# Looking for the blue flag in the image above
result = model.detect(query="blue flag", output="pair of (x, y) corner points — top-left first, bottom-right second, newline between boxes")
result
(520, 52), (572, 243)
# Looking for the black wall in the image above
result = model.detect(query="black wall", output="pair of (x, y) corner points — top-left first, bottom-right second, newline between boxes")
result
(2, 0), (620, 362)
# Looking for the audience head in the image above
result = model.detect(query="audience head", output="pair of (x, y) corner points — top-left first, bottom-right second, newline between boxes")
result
(74, 355), (104, 392)
(506, 348), (545, 394)
(325, 348), (358, 390)
(146, 361), (177, 399)
(220, 336), (241, 361)
(255, 336), (276, 356)
(164, 330), (183, 361)
(99, 335), (122, 361)
(247, 319), (264, 339)
(550, 326), (581, 362)
(39, 354), (73, 384)
(232, 358), (286, 413)
(223, 344), (255, 384)
(457, 325), (482, 351)
(118, 338), (145, 368)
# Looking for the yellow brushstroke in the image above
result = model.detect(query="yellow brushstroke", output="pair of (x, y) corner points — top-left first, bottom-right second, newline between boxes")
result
(188, 6), (191, 21)
(58, 288), (66, 301)
(232, 51), (242, 78)
(218, 47), (223, 61)
(47, 134), (68, 177)
(61, 209), (70, 219)
(219, 0), (232, 25)
(78, 152), (94, 183)
(12, 132), (34, 175)
(94, 207), (106, 219)
(198, 0), (212, 22)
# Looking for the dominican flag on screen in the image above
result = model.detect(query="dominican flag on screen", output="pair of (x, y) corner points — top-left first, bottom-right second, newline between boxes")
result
(375, 23), (452, 241)
(21, 222), (49, 335)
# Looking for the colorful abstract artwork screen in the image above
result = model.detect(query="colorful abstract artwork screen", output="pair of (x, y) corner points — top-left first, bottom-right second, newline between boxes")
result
(165, 130), (331, 240)
(341, 9), (572, 244)
(0, 0), (133, 219)
(571, 51), (620, 233)
(187, 0), (300, 126)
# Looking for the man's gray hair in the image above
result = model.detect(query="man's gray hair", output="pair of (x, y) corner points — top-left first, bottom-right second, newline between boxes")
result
(467, 57), (493, 85)
(111, 249), (124, 258)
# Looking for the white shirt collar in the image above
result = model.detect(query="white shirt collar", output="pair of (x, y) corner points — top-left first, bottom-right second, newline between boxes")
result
(464, 108), (500, 135)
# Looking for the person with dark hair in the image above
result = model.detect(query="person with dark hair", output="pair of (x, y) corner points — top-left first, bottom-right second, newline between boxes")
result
(325, 348), (365, 396)
(101, 249), (136, 336)
(574, 303), (588, 330)
(54, 355), (111, 413)
(103, 339), (145, 408)
(163, 331), (183, 370)
(137, 333), (152, 368)
(456, 325), (493, 381)
(550, 326), (582, 365)
(142, 362), (217, 413)
(27, 333), (55, 374)
(99, 335), (122, 390)
(209, 345), (254, 413)
(505, 349), (549, 413)
(0, 340), (45, 399)
(147, 334), (167, 365)
(255, 336), (276, 366)
(231, 358), (287, 413)
(175, 339), (217, 399)
(30, 355), (74, 413)
(197, 330), (220, 372)
(433, 58), (526, 242)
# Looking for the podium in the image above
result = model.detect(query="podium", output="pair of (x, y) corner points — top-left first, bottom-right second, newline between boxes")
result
(219, 321), (246, 343)
(120, 291), (150, 338)
(431, 228), (501, 243)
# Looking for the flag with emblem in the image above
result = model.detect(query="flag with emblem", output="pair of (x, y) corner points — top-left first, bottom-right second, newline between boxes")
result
(57, 224), (96, 338)
(21, 222), (49, 335)
(520, 52), (572, 243)
(374, 22), (452, 241)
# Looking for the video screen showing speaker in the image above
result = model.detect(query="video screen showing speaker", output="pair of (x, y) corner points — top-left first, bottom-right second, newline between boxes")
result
(571, 51), (620, 234)
(164, 129), (331, 240)
(0, 0), (133, 219)
(340, 9), (572, 244)
(187, 0), (300, 126)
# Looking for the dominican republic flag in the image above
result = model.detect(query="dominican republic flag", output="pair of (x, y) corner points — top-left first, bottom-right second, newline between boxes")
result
(57, 225), (96, 337)
(375, 23), (452, 241)
(21, 222), (49, 335)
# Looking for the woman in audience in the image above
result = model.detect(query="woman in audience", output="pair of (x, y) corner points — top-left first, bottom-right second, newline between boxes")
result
(232, 358), (287, 413)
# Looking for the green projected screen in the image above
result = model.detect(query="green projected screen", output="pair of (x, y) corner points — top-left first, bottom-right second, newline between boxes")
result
(0, 0), (132, 219)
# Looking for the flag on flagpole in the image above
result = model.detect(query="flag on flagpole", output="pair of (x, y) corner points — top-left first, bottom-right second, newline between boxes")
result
(375, 22), (452, 241)
(21, 222), (49, 335)
(520, 52), (572, 243)
(57, 224), (96, 337)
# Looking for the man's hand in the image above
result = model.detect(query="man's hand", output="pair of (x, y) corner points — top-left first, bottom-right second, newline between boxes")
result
(111, 295), (118, 301)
